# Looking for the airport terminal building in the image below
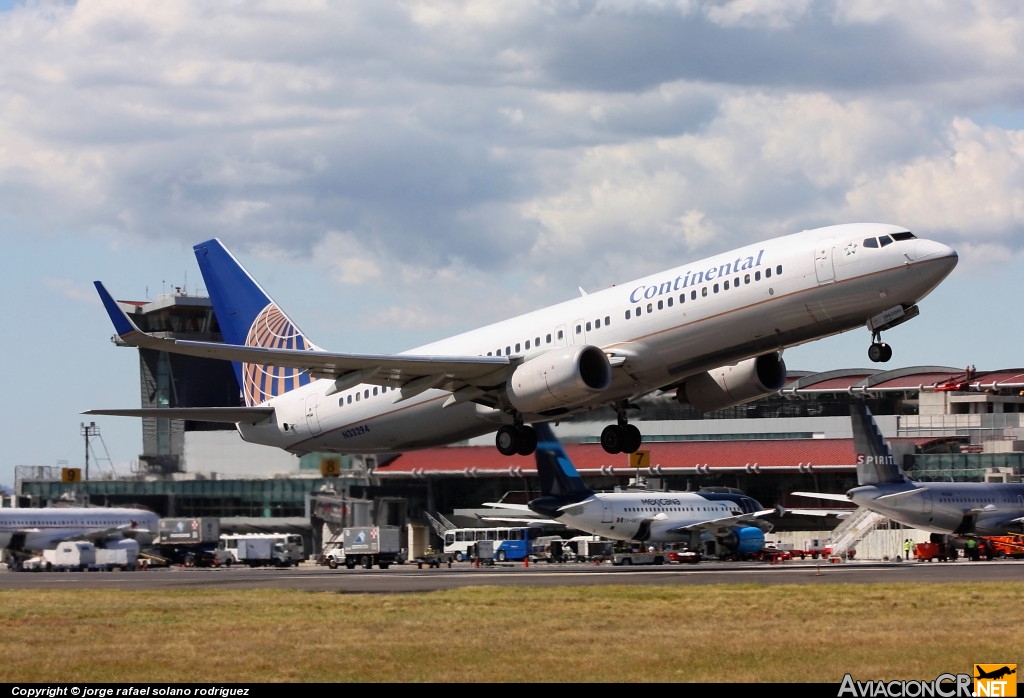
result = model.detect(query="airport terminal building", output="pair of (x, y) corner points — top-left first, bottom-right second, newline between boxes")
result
(13, 290), (1024, 541)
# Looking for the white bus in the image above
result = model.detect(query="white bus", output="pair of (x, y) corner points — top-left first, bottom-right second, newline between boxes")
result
(218, 533), (305, 565)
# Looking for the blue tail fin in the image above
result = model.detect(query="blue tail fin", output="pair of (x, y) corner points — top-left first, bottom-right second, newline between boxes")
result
(851, 403), (908, 486)
(528, 424), (592, 517)
(194, 239), (318, 406)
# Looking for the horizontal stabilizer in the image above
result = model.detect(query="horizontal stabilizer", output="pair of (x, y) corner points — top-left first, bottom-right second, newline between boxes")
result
(791, 491), (851, 502)
(83, 406), (274, 425)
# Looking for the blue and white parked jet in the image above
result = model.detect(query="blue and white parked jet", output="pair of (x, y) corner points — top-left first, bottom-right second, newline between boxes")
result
(486, 423), (775, 556)
(794, 404), (1024, 536)
(87, 223), (957, 457)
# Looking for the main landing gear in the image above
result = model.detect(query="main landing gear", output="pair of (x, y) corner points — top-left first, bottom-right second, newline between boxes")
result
(868, 332), (893, 363)
(600, 401), (642, 454)
(496, 422), (538, 456)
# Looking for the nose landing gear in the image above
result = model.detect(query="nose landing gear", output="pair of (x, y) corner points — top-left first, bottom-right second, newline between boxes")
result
(868, 332), (893, 363)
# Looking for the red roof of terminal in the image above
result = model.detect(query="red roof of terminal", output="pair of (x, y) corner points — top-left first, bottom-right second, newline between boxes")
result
(375, 437), (935, 478)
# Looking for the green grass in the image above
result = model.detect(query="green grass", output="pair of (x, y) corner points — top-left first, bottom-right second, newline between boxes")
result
(2, 582), (1020, 683)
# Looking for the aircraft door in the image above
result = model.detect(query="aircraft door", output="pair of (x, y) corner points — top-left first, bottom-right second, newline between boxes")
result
(554, 324), (568, 347)
(814, 239), (835, 284)
(571, 318), (587, 345)
(304, 393), (323, 435)
(601, 499), (613, 524)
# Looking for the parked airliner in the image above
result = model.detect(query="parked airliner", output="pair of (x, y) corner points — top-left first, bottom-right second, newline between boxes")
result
(0, 506), (159, 564)
(484, 423), (774, 556)
(793, 404), (1024, 536)
(87, 223), (957, 457)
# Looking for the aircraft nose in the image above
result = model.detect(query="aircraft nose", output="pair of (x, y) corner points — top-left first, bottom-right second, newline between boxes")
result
(913, 239), (959, 271)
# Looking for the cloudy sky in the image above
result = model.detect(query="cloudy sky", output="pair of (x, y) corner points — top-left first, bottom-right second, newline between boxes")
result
(1, 1), (1021, 488)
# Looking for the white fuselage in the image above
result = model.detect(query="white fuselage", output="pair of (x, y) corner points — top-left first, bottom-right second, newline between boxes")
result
(238, 223), (957, 454)
(551, 491), (749, 544)
(848, 482), (1024, 537)
(0, 507), (159, 552)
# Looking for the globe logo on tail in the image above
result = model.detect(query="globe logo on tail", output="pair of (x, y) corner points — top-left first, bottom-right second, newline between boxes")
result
(242, 304), (313, 405)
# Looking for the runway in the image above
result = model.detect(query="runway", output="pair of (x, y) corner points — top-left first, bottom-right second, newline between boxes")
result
(2, 557), (1021, 592)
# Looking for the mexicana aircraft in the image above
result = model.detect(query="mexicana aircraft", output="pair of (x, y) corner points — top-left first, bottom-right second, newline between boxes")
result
(794, 403), (1024, 536)
(481, 422), (775, 557)
(87, 223), (957, 457)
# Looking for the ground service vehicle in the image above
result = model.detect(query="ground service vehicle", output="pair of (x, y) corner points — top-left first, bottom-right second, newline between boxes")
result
(154, 517), (226, 567)
(612, 548), (667, 566)
(22, 539), (142, 572)
(337, 526), (401, 569)
(572, 537), (614, 562)
(231, 536), (292, 567)
(220, 533), (303, 567)
(983, 535), (1024, 558)
(443, 526), (540, 562)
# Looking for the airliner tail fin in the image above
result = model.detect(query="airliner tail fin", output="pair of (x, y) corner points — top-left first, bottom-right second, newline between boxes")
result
(193, 239), (318, 405)
(851, 403), (909, 486)
(533, 423), (592, 500)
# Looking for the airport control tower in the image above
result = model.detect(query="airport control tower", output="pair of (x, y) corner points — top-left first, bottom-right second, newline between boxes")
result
(113, 288), (241, 476)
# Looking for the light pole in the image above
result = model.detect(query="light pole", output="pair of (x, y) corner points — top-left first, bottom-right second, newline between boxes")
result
(81, 421), (99, 481)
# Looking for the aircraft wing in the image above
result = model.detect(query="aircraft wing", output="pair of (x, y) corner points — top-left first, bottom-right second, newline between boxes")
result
(665, 509), (776, 536)
(94, 281), (513, 400)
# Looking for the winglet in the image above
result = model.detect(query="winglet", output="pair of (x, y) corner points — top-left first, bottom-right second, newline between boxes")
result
(94, 281), (142, 339)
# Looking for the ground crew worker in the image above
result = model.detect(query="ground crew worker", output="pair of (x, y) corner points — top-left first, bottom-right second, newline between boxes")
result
(903, 538), (913, 561)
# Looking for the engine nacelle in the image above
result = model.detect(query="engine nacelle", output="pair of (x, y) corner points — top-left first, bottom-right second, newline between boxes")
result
(676, 352), (786, 413)
(506, 345), (612, 414)
(717, 526), (766, 556)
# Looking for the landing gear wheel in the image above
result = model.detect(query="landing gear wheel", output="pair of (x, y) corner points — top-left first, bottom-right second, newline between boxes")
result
(496, 426), (518, 456)
(601, 424), (624, 454)
(868, 342), (893, 363)
(601, 423), (643, 454)
(622, 424), (642, 454)
(496, 424), (538, 456)
(515, 425), (537, 456)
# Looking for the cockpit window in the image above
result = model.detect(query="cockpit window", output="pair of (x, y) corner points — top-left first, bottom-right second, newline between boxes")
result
(864, 231), (916, 249)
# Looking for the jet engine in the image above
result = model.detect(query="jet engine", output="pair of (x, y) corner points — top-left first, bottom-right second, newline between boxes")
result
(506, 345), (612, 414)
(716, 526), (766, 556)
(676, 352), (786, 413)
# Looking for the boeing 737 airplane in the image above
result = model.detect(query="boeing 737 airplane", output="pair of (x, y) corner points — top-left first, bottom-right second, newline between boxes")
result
(793, 404), (1024, 536)
(87, 223), (957, 458)
(0, 506), (159, 564)
(484, 423), (774, 556)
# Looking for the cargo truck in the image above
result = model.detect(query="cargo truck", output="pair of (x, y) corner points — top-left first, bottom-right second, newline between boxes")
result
(332, 526), (401, 570)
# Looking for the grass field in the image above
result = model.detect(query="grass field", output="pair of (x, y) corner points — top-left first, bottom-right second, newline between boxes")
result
(2, 582), (1021, 683)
